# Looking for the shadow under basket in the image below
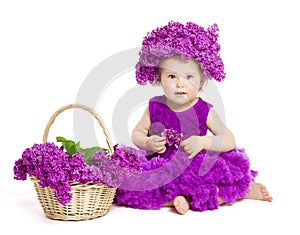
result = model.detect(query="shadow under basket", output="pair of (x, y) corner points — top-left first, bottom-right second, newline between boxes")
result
(31, 104), (117, 221)
(31, 176), (116, 221)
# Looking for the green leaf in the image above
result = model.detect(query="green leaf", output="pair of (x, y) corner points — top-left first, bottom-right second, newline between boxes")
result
(74, 142), (81, 153)
(81, 147), (101, 165)
(55, 136), (107, 164)
(67, 141), (81, 154)
(56, 136), (67, 143)
(56, 136), (77, 155)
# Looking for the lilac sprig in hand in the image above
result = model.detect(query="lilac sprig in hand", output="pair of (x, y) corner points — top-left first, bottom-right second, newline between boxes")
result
(161, 128), (183, 148)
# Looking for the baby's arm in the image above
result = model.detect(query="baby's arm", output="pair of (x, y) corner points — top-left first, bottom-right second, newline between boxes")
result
(204, 108), (236, 151)
(181, 108), (236, 158)
(132, 107), (166, 153)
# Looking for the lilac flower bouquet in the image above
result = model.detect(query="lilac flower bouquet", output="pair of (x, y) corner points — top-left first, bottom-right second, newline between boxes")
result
(13, 140), (143, 205)
(161, 128), (183, 148)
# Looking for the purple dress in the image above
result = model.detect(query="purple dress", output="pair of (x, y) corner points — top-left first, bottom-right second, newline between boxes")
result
(115, 95), (257, 212)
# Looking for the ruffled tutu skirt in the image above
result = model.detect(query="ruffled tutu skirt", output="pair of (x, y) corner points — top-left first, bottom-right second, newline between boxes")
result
(115, 147), (257, 212)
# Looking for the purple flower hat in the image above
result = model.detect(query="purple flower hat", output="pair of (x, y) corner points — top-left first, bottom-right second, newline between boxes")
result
(135, 21), (226, 85)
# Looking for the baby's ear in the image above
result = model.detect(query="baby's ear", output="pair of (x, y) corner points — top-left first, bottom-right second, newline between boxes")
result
(199, 77), (208, 90)
(154, 76), (161, 85)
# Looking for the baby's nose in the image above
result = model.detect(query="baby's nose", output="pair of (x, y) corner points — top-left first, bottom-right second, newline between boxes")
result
(176, 77), (184, 87)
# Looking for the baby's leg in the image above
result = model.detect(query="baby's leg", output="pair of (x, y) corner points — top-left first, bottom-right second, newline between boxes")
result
(218, 182), (272, 206)
(244, 182), (273, 202)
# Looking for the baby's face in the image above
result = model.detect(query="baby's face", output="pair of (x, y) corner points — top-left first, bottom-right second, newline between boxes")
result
(159, 56), (202, 109)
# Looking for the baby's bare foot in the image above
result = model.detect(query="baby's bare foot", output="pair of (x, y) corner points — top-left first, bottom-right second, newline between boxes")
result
(245, 182), (273, 202)
(173, 196), (189, 215)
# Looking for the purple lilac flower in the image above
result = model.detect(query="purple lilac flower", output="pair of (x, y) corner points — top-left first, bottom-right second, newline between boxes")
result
(13, 142), (143, 205)
(91, 145), (143, 188)
(136, 21), (225, 85)
(14, 142), (100, 205)
(161, 128), (183, 148)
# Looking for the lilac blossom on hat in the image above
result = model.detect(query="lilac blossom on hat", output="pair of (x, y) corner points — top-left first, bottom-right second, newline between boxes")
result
(135, 21), (226, 85)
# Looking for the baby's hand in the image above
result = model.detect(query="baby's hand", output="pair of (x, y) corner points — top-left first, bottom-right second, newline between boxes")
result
(181, 136), (204, 159)
(146, 135), (166, 153)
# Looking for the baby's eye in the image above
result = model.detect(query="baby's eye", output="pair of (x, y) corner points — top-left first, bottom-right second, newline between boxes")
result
(168, 74), (176, 79)
(186, 75), (193, 80)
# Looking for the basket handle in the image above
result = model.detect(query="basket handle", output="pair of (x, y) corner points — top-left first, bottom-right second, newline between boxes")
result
(43, 104), (114, 156)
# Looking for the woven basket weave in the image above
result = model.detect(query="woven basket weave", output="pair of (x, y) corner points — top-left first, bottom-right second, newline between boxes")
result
(30, 104), (116, 221)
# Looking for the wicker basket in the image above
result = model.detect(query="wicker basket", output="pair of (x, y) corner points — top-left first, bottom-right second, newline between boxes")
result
(30, 104), (116, 221)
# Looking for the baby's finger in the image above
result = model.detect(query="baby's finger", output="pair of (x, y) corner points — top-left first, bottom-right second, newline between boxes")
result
(180, 139), (187, 147)
(153, 135), (166, 142)
(155, 141), (166, 149)
(186, 148), (193, 155)
(188, 153), (196, 159)
(159, 137), (166, 143)
(157, 147), (166, 154)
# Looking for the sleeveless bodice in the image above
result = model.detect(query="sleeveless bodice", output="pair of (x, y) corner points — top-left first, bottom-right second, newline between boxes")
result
(148, 95), (212, 140)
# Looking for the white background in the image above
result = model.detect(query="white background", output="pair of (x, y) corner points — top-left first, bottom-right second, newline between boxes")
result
(1, 0), (299, 234)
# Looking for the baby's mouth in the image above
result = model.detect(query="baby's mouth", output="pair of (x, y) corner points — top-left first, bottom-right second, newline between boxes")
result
(175, 91), (187, 95)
